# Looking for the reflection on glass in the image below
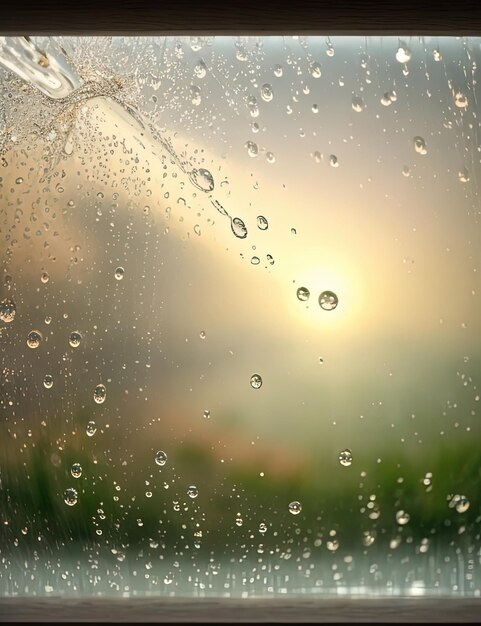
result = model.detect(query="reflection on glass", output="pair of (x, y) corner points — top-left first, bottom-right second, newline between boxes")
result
(0, 35), (480, 599)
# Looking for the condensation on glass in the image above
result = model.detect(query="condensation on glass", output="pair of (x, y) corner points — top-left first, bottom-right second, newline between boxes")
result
(0, 35), (480, 598)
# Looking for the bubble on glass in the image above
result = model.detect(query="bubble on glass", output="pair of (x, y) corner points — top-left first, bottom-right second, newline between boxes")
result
(40, 272), (50, 284)
(189, 168), (214, 192)
(288, 501), (302, 515)
(413, 136), (427, 155)
(338, 449), (353, 467)
(27, 330), (42, 349)
(231, 217), (248, 239)
(63, 488), (78, 506)
(319, 290), (339, 311)
(71, 463), (82, 478)
(187, 485), (199, 499)
(257, 215), (269, 230)
(0, 298), (16, 323)
(114, 267), (124, 281)
(155, 450), (168, 466)
(296, 287), (310, 302)
(245, 141), (258, 157)
(260, 83), (273, 102)
(93, 384), (107, 404)
(395, 510), (410, 525)
(329, 154), (339, 167)
(43, 374), (53, 389)
(352, 95), (365, 112)
(69, 331), (82, 348)
(259, 522), (267, 534)
(396, 44), (412, 64)
(310, 62), (322, 78)
(86, 420), (97, 437)
(250, 373), (263, 389)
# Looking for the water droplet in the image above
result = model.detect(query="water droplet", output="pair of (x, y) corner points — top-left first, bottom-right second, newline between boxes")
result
(250, 373), (263, 389)
(114, 267), (124, 280)
(194, 60), (207, 78)
(459, 168), (470, 183)
(86, 420), (97, 437)
(260, 83), (273, 102)
(235, 514), (243, 526)
(338, 449), (352, 467)
(319, 290), (339, 311)
(71, 463), (82, 478)
(273, 64), (283, 77)
(326, 539), (339, 552)
(310, 63), (322, 78)
(395, 510), (410, 525)
(245, 141), (258, 157)
(266, 254), (274, 265)
(326, 43), (335, 57)
(63, 488), (78, 506)
(93, 384), (106, 404)
(259, 522), (267, 534)
(296, 287), (310, 302)
(352, 96), (365, 112)
(231, 217), (248, 239)
(40, 272), (50, 284)
(402, 165), (411, 177)
(413, 136), (427, 155)
(27, 330), (42, 349)
(381, 92), (394, 106)
(187, 485), (198, 499)
(313, 151), (322, 163)
(363, 531), (376, 546)
(43, 374), (53, 389)
(199, 330), (206, 340)
(155, 450), (168, 466)
(329, 154), (339, 167)
(257, 215), (269, 230)
(433, 49), (442, 61)
(251, 256), (260, 265)
(311, 104), (319, 114)
(289, 501), (302, 515)
(452, 495), (470, 513)
(69, 331), (82, 348)
(396, 44), (412, 64)
(189, 168), (214, 192)
(266, 151), (276, 164)
(454, 91), (468, 109)
(190, 85), (202, 106)
(203, 409), (210, 419)
(0, 298), (16, 323)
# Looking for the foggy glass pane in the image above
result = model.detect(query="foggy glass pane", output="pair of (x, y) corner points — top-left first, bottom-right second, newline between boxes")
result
(1, 35), (481, 600)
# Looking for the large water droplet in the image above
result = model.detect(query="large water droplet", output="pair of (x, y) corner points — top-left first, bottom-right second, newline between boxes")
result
(413, 136), (427, 155)
(396, 44), (412, 64)
(0, 298), (16, 323)
(155, 450), (168, 466)
(395, 510), (410, 525)
(352, 95), (365, 112)
(114, 267), (124, 281)
(250, 373), (263, 389)
(27, 330), (42, 349)
(260, 83), (273, 102)
(297, 287), (310, 302)
(93, 384), (106, 404)
(338, 449), (352, 467)
(71, 463), (82, 478)
(86, 420), (97, 437)
(63, 488), (78, 506)
(451, 494), (470, 513)
(187, 485), (199, 499)
(69, 331), (82, 348)
(43, 374), (53, 389)
(189, 168), (214, 192)
(319, 291), (339, 311)
(231, 217), (248, 239)
(257, 215), (269, 230)
(289, 501), (302, 515)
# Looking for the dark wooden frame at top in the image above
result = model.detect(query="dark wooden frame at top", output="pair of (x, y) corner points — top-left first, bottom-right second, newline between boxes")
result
(1, 0), (481, 35)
